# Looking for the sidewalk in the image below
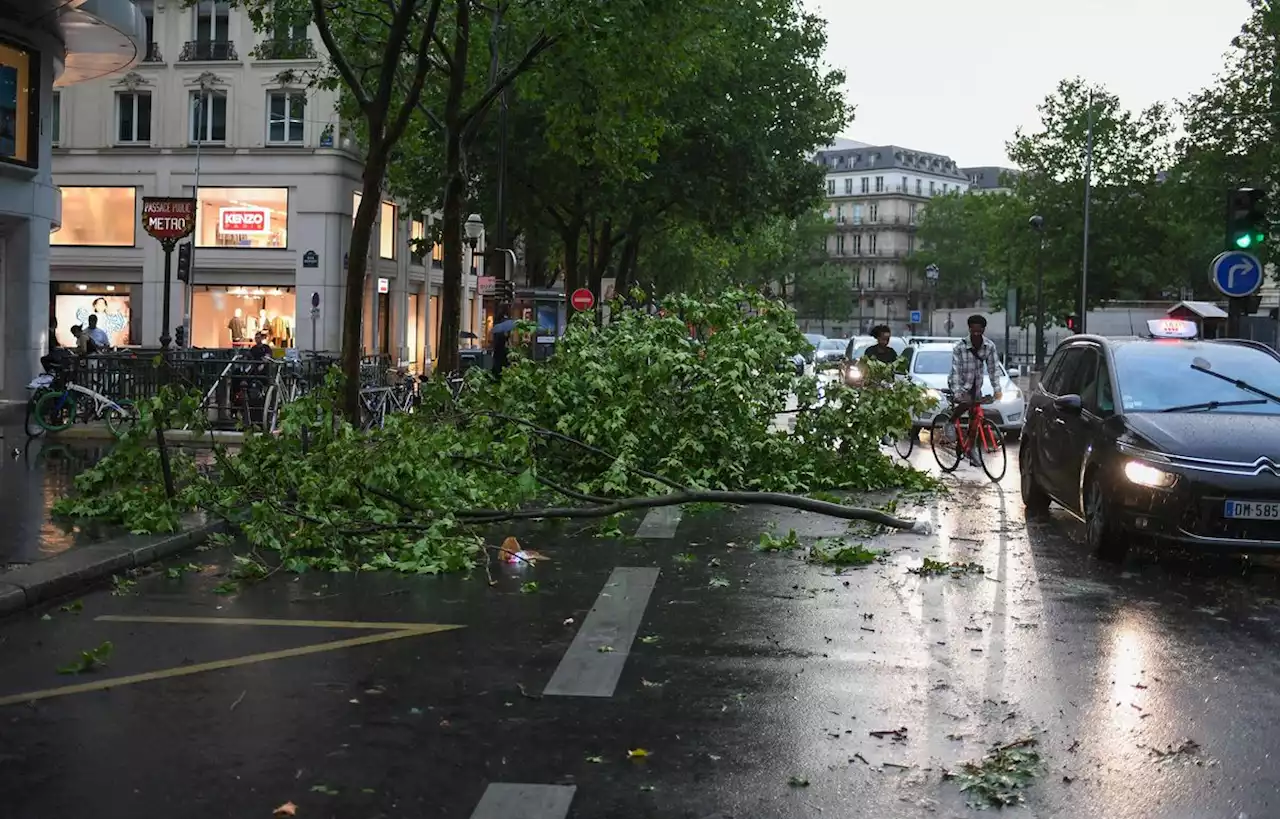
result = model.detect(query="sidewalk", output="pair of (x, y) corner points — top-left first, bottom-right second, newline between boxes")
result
(0, 421), (221, 614)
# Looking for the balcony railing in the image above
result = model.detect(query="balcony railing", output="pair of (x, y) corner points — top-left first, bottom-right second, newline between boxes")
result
(828, 248), (906, 260)
(179, 40), (238, 61)
(142, 42), (162, 62)
(258, 38), (317, 60)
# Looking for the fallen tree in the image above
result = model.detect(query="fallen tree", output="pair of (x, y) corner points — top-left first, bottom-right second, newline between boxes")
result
(54, 289), (937, 575)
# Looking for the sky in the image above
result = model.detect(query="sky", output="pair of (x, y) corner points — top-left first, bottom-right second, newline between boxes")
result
(807, 0), (1253, 167)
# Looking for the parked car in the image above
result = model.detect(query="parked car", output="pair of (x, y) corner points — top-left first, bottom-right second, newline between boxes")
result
(1021, 319), (1280, 561)
(814, 338), (850, 367)
(900, 342), (1025, 438)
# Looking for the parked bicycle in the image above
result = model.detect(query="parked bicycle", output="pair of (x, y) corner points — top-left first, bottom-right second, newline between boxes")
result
(929, 389), (1006, 482)
(30, 371), (137, 438)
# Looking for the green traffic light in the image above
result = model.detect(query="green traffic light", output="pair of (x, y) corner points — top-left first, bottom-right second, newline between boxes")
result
(1257, 232), (1267, 245)
(1236, 234), (1254, 249)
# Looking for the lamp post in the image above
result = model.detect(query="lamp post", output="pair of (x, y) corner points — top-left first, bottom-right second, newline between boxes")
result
(1029, 214), (1046, 371)
(464, 213), (483, 344)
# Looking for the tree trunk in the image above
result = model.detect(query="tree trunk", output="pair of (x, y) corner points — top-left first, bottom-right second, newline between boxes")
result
(590, 219), (614, 310)
(616, 232), (640, 294)
(342, 164), (386, 419)
(561, 220), (583, 294)
(436, 0), (471, 377)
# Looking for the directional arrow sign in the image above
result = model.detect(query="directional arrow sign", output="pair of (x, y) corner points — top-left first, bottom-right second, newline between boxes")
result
(1209, 250), (1263, 298)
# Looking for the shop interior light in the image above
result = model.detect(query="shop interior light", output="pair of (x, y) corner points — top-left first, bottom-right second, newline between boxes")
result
(106, 285), (116, 291)
(76, 284), (87, 291)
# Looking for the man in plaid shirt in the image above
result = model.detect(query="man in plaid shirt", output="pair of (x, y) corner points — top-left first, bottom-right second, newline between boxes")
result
(948, 314), (1003, 466)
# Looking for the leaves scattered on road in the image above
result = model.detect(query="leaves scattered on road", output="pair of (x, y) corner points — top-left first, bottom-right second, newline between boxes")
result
(788, 775), (810, 787)
(58, 641), (113, 675)
(640, 635), (661, 644)
(627, 748), (650, 759)
(273, 802), (297, 816)
(59, 600), (84, 613)
(869, 727), (909, 742)
(520, 581), (539, 594)
(911, 557), (985, 577)
(758, 530), (801, 552)
(708, 577), (731, 588)
(309, 784), (338, 796)
(1146, 739), (1202, 764)
(809, 538), (881, 567)
(944, 737), (1041, 808)
(110, 574), (136, 596)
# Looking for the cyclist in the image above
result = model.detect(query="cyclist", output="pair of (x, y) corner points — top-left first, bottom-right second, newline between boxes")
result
(947, 315), (1002, 466)
(860, 325), (900, 444)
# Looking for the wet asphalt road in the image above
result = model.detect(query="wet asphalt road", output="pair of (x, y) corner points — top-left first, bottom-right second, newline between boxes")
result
(3, 443), (1280, 818)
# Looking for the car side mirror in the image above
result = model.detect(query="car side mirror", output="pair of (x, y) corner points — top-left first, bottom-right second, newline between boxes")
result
(1008, 367), (1021, 378)
(1054, 394), (1083, 414)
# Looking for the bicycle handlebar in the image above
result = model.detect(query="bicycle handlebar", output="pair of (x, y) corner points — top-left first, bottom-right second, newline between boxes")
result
(937, 388), (997, 405)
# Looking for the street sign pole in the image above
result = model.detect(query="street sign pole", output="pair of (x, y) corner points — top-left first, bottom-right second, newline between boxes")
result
(1209, 250), (1263, 338)
(160, 239), (175, 349)
(310, 292), (320, 353)
(141, 197), (196, 351)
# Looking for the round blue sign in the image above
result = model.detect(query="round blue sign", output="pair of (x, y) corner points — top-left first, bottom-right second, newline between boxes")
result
(1209, 251), (1263, 298)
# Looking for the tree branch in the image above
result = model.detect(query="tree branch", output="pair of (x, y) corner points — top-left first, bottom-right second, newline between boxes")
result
(385, 0), (445, 148)
(310, 0), (371, 108)
(369, 0), (425, 134)
(432, 31), (456, 72)
(461, 33), (557, 128)
(454, 489), (928, 532)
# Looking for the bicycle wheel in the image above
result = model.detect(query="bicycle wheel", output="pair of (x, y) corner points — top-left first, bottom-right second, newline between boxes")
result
(930, 413), (961, 473)
(34, 390), (77, 432)
(893, 428), (915, 459)
(105, 399), (137, 438)
(977, 418), (1007, 482)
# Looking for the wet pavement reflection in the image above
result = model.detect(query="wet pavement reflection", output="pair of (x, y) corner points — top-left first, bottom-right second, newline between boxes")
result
(2, 439), (1280, 817)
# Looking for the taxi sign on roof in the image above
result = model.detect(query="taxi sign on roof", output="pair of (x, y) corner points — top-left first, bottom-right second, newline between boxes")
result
(1147, 319), (1198, 339)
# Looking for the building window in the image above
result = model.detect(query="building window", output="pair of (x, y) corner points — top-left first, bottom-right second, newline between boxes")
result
(139, 0), (159, 61)
(116, 92), (152, 143)
(50, 91), (60, 146)
(852, 204), (863, 224)
(860, 177), (869, 194)
(901, 176), (907, 192)
(194, 187), (289, 249)
(869, 234), (878, 254)
(835, 204), (844, 223)
(868, 266), (877, 288)
(826, 179), (835, 195)
(267, 90), (305, 143)
(929, 181), (936, 195)
(943, 184), (949, 194)
(192, 285), (296, 348)
(51, 187), (137, 247)
(868, 204), (878, 223)
(853, 269), (860, 287)
(432, 242), (443, 267)
(411, 218), (426, 264)
(190, 89), (227, 143)
(836, 235), (845, 255)
(195, 0), (231, 42)
(908, 203), (917, 223)
(907, 235), (915, 254)
(875, 176), (884, 193)
(844, 177), (852, 195)
(916, 179), (923, 195)
(379, 201), (397, 259)
(851, 234), (861, 254)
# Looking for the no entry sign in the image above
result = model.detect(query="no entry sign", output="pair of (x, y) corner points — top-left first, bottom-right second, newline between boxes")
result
(142, 197), (196, 241)
(570, 288), (595, 311)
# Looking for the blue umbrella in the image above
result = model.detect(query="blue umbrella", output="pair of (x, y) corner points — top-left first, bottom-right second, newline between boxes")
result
(491, 319), (518, 335)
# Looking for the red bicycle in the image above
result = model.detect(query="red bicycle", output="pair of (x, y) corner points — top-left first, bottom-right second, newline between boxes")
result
(930, 389), (1007, 481)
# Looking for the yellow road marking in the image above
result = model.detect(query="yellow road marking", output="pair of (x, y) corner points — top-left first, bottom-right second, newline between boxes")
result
(0, 620), (464, 708)
(95, 615), (447, 631)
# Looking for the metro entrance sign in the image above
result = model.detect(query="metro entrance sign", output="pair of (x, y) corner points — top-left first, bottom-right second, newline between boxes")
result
(142, 197), (196, 243)
(570, 288), (595, 311)
(141, 197), (196, 350)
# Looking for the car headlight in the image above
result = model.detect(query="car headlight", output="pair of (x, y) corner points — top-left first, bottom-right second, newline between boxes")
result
(924, 388), (943, 405)
(1124, 460), (1176, 488)
(1005, 388), (1021, 401)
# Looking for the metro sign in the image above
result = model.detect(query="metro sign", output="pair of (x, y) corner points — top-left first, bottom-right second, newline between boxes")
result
(219, 207), (270, 234)
(141, 196), (196, 241)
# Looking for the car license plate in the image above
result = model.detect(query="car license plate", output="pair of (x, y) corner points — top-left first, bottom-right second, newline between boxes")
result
(1223, 500), (1280, 520)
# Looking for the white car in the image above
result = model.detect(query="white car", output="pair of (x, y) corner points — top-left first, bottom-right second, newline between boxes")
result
(839, 336), (908, 386)
(901, 342), (1025, 438)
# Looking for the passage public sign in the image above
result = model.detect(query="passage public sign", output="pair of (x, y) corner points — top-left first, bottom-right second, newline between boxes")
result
(570, 288), (595, 311)
(142, 197), (196, 241)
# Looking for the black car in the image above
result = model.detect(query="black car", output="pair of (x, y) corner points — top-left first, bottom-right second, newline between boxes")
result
(1020, 319), (1280, 561)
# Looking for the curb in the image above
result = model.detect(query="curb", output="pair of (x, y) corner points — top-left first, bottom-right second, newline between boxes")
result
(49, 426), (246, 444)
(0, 520), (228, 616)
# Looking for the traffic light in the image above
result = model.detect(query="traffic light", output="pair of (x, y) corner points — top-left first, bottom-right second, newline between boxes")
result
(1226, 188), (1268, 250)
(175, 325), (186, 348)
(176, 242), (192, 283)
(1065, 313), (1079, 332)
(495, 278), (515, 304)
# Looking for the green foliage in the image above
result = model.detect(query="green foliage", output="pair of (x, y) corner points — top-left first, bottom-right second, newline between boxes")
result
(758, 530), (801, 552)
(58, 641), (114, 675)
(911, 558), (984, 577)
(55, 290), (935, 576)
(790, 264), (853, 332)
(945, 739), (1041, 808)
(808, 539), (880, 567)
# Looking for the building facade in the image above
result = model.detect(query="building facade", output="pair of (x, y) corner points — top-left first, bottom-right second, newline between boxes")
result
(0, 0), (148, 401)
(813, 143), (971, 336)
(962, 165), (1020, 194)
(47, 0), (484, 386)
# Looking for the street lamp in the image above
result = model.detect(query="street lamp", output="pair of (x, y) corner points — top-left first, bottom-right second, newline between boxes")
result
(1029, 214), (1046, 371)
(464, 213), (484, 250)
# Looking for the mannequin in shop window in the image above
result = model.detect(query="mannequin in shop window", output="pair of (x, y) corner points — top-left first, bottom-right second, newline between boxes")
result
(228, 308), (246, 343)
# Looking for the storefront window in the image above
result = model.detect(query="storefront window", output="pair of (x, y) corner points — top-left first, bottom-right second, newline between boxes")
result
(0, 40), (36, 166)
(51, 187), (137, 246)
(429, 294), (439, 363)
(195, 187), (288, 249)
(51, 284), (135, 347)
(431, 241), (443, 267)
(379, 201), (396, 259)
(191, 285), (296, 348)
(410, 218), (425, 264)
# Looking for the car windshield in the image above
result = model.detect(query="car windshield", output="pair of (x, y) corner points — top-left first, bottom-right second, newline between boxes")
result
(819, 339), (847, 351)
(913, 351), (952, 374)
(1114, 342), (1280, 414)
